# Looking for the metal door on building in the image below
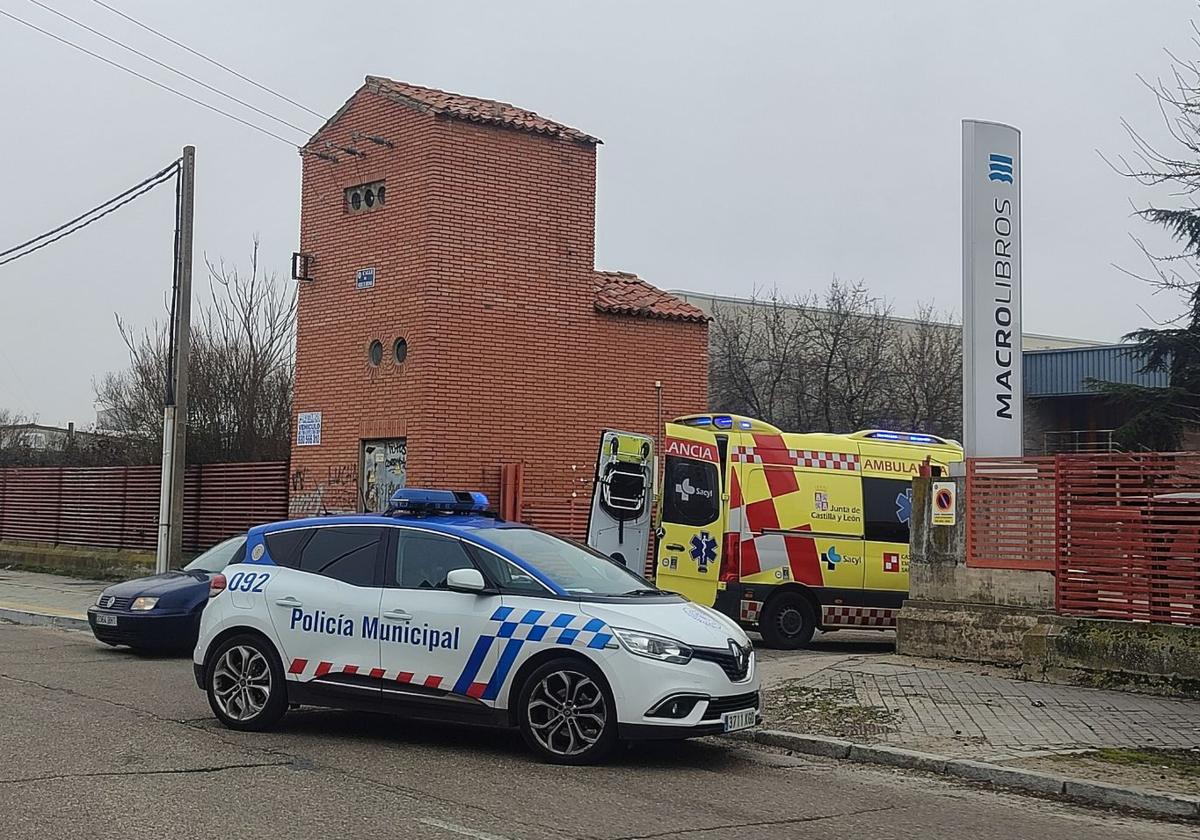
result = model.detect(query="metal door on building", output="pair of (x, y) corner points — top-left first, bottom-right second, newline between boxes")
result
(362, 439), (407, 512)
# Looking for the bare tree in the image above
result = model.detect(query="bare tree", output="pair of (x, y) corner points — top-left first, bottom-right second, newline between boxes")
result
(0, 409), (32, 462)
(1087, 20), (1200, 449)
(95, 239), (296, 463)
(708, 280), (963, 439)
(799, 279), (898, 432)
(710, 289), (814, 425)
(887, 304), (963, 438)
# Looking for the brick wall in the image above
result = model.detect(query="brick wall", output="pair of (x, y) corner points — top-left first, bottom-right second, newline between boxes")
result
(290, 82), (707, 516)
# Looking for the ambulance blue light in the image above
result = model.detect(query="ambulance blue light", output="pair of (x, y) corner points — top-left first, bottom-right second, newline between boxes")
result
(738, 420), (754, 430)
(683, 416), (713, 426)
(713, 415), (734, 429)
(387, 488), (489, 514)
(865, 431), (942, 444)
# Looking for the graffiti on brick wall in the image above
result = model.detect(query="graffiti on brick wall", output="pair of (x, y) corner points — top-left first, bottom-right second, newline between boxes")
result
(289, 463), (360, 518)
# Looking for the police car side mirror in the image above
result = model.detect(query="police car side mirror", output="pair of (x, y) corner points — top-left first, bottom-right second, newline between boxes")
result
(446, 568), (487, 593)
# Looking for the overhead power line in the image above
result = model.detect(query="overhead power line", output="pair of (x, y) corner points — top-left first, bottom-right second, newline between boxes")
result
(0, 159), (179, 260)
(89, 0), (326, 121)
(0, 8), (299, 148)
(25, 0), (313, 138)
(0, 161), (179, 267)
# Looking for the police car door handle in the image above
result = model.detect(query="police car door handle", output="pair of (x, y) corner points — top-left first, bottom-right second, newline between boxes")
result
(383, 609), (412, 622)
(275, 596), (303, 607)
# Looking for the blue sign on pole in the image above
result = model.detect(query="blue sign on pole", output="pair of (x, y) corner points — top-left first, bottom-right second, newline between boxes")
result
(356, 267), (375, 290)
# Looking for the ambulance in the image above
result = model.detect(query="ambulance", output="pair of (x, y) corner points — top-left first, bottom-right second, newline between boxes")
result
(654, 414), (963, 648)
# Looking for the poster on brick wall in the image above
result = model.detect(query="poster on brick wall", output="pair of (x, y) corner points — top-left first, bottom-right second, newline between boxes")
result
(297, 411), (322, 446)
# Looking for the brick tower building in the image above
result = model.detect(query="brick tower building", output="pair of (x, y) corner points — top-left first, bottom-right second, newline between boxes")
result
(290, 77), (708, 527)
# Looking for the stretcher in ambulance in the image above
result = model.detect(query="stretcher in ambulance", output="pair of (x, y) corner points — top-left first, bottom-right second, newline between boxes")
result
(654, 414), (963, 648)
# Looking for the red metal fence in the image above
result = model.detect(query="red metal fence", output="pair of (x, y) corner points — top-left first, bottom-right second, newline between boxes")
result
(1057, 453), (1200, 626)
(967, 453), (1200, 626)
(520, 495), (589, 542)
(966, 457), (1057, 571)
(0, 461), (289, 553)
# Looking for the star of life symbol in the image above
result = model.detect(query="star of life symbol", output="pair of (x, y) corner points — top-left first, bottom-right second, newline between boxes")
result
(690, 531), (717, 572)
(895, 488), (913, 524)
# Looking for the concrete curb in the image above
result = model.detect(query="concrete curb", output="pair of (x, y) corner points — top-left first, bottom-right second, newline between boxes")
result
(0, 607), (90, 632)
(739, 728), (1200, 820)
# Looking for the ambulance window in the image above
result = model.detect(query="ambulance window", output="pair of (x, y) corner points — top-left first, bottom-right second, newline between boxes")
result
(862, 478), (913, 543)
(663, 456), (719, 526)
(394, 531), (475, 590)
(298, 526), (383, 587)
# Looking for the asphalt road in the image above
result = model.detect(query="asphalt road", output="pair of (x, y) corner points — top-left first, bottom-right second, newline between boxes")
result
(0, 622), (1191, 840)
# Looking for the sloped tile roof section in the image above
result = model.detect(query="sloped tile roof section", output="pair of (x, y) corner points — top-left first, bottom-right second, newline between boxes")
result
(593, 271), (709, 323)
(360, 76), (601, 144)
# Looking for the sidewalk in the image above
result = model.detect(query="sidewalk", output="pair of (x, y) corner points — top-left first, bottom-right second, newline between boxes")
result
(757, 641), (1200, 760)
(756, 636), (1200, 808)
(0, 567), (106, 626)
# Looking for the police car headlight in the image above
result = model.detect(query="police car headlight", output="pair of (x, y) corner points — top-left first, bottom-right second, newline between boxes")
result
(130, 597), (159, 611)
(611, 628), (693, 665)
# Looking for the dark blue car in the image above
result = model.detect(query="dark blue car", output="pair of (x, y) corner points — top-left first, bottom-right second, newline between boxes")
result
(88, 536), (247, 652)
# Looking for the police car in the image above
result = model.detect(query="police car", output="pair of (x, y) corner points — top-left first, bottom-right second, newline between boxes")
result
(193, 489), (759, 764)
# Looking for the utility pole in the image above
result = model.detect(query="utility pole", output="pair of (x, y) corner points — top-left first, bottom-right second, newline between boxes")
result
(156, 145), (195, 574)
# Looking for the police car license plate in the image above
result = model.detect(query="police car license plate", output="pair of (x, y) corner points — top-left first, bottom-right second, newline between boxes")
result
(722, 708), (756, 733)
(95, 614), (117, 627)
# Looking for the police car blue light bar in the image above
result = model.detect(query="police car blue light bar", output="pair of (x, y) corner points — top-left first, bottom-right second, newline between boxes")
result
(387, 488), (489, 514)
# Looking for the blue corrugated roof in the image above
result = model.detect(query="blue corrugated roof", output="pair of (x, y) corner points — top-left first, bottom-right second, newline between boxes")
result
(1023, 344), (1169, 397)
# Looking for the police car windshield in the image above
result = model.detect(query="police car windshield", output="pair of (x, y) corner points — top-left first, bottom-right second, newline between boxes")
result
(474, 528), (655, 597)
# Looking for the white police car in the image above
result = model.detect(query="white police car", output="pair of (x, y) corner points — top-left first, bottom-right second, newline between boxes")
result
(193, 489), (759, 764)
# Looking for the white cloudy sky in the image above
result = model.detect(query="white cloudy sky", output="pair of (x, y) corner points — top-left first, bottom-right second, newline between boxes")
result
(0, 0), (1195, 424)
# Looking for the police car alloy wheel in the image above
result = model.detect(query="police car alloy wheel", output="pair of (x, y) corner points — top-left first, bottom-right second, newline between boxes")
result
(205, 635), (287, 731)
(518, 658), (616, 765)
(759, 592), (816, 650)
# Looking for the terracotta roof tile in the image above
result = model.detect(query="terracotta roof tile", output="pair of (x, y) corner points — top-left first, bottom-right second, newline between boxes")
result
(593, 271), (708, 323)
(362, 76), (600, 144)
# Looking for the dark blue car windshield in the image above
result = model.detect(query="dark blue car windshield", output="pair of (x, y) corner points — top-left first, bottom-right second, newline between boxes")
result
(183, 536), (246, 573)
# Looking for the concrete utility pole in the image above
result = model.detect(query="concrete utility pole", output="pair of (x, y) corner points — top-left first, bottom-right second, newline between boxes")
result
(156, 145), (195, 574)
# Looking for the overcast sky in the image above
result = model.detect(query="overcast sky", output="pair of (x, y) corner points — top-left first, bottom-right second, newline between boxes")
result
(0, 0), (1196, 424)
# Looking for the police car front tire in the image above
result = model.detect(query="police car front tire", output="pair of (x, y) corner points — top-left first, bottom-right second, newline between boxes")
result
(759, 592), (816, 649)
(517, 657), (617, 765)
(205, 634), (287, 732)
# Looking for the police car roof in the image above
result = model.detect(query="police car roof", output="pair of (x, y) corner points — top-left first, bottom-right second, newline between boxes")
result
(250, 513), (530, 537)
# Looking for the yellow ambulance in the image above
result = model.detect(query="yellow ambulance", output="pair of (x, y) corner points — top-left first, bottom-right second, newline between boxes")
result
(654, 414), (962, 648)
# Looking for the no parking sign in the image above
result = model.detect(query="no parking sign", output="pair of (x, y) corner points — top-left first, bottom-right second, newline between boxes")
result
(932, 481), (957, 526)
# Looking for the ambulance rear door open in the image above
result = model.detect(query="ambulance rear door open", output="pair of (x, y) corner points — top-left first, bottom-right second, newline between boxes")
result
(655, 428), (727, 606)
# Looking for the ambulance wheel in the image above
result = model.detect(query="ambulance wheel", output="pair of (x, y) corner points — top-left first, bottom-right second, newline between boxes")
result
(205, 634), (287, 732)
(760, 592), (816, 649)
(518, 657), (617, 765)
